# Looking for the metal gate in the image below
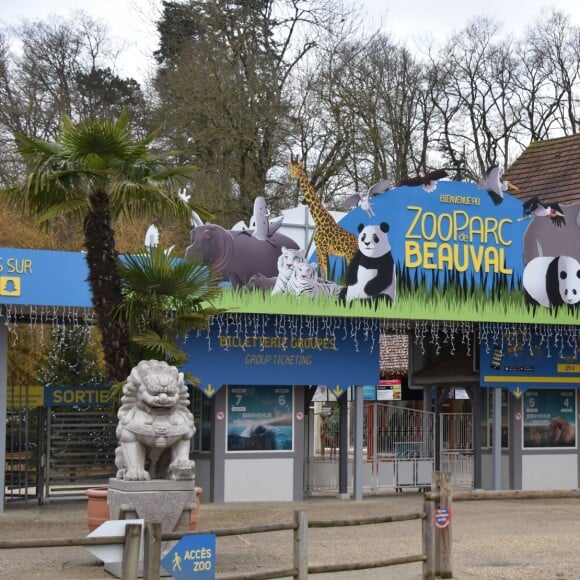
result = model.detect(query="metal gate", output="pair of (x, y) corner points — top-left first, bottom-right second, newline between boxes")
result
(45, 408), (117, 501)
(305, 405), (475, 494)
(368, 404), (435, 492)
(5, 404), (117, 505)
(5, 406), (42, 503)
(305, 403), (435, 494)
(440, 412), (473, 489)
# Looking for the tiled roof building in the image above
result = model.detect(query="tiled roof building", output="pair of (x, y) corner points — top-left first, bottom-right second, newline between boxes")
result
(379, 333), (408, 378)
(503, 134), (580, 205)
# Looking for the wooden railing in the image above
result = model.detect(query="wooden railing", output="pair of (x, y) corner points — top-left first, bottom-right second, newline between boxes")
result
(0, 504), (437, 579)
(5, 473), (575, 579)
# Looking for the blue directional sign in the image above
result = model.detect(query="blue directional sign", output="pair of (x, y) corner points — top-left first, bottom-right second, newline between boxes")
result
(0, 247), (92, 307)
(480, 330), (580, 394)
(162, 534), (216, 580)
(181, 315), (379, 397)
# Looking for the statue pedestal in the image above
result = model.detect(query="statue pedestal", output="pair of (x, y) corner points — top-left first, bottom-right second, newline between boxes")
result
(105, 478), (197, 577)
(108, 478), (197, 531)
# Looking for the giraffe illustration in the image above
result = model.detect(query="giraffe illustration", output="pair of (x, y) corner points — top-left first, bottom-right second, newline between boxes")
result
(288, 156), (359, 280)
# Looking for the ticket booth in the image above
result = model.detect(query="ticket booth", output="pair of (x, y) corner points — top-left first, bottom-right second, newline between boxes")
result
(182, 314), (379, 502)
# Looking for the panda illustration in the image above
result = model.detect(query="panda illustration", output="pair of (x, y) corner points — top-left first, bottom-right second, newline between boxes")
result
(522, 255), (580, 308)
(342, 222), (396, 303)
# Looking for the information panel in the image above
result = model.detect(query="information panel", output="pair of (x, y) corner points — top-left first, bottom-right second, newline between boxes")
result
(523, 389), (576, 448)
(227, 386), (293, 452)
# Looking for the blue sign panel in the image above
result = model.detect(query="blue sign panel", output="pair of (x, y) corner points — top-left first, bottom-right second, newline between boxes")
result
(480, 328), (580, 394)
(0, 248), (92, 307)
(227, 386), (293, 451)
(44, 385), (111, 406)
(339, 181), (529, 293)
(181, 315), (379, 397)
(162, 533), (216, 580)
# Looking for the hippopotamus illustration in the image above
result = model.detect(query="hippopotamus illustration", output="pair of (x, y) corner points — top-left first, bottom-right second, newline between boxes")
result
(524, 201), (580, 262)
(184, 223), (299, 287)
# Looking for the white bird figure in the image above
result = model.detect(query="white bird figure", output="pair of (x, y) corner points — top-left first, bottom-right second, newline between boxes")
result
(358, 192), (375, 217)
(517, 196), (566, 228)
(144, 224), (174, 255)
(478, 164), (519, 206)
(179, 188), (204, 227)
(249, 196), (284, 240)
(344, 179), (392, 216)
(144, 224), (159, 249)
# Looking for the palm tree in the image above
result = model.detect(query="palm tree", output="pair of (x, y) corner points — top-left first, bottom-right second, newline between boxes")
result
(4, 110), (210, 384)
(116, 245), (225, 373)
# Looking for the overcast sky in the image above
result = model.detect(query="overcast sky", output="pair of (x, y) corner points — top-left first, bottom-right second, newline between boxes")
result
(3, 0), (580, 83)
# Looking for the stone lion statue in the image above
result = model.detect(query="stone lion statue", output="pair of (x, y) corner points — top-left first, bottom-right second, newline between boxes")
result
(114, 360), (196, 481)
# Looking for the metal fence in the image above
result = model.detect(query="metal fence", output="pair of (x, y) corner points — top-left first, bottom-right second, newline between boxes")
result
(5, 403), (117, 504)
(440, 412), (473, 489)
(306, 404), (475, 494)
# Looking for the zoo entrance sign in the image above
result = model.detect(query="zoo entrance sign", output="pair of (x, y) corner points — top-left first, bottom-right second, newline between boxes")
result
(213, 181), (580, 326)
(1, 181), (579, 325)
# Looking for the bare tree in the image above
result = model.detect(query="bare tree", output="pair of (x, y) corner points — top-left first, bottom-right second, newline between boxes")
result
(291, 31), (436, 208)
(0, 13), (145, 144)
(430, 17), (523, 179)
(151, 0), (354, 226)
(518, 9), (580, 139)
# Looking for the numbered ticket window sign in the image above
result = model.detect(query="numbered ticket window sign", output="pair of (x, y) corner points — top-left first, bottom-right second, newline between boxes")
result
(226, 386), (293, 452)
(523, 389), (577, 448)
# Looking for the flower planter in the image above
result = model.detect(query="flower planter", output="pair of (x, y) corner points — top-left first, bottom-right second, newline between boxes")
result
(85, 487), (109, 532)
(85, 485), (203, 532)
(189, 486), (203, 531)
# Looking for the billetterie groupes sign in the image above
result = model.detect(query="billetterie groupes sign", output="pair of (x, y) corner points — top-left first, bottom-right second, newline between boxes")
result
(182, 315), (379, 397)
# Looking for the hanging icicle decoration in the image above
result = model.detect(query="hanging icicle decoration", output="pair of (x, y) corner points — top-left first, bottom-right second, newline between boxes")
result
(566, 326), (578, 359)
(449, 322), (457, 356)
(462, 321), (473, 358)
(279, 313), (287, 342)
(521, 324), (533, 357)
(545, 325), (553, 359)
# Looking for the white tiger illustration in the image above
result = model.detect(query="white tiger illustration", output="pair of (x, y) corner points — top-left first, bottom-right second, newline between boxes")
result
(286, 262), (320, 298)
(272, 246), (306, 294)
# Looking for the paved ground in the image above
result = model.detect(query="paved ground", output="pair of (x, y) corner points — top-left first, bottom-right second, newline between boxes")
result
(1, 490), (579, 579)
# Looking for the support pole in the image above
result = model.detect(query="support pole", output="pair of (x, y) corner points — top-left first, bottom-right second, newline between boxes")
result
(353, 386), (363, 500)
(492, 387), (502, 490)
(294, 509), (308, 579)
(432, 471), (452, 579)
(338, 393), (348, 497)
(121, 523), (142, 580)
(143, 522), (161, 579)
(0, 306), (7, 513)
(422, 496), (435, 580)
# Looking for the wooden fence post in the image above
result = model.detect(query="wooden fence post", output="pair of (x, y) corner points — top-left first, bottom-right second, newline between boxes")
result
(143, 522), (162, 580)
(422, 496), (435, 580)
(432, 471), (453, 579)
(121, 523), (142, 580)
(294, 509), (308, 579)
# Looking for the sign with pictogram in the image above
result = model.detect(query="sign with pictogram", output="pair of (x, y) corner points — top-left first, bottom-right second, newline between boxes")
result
(434, 507), (452, 529)
(161, 533), (216, 580)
